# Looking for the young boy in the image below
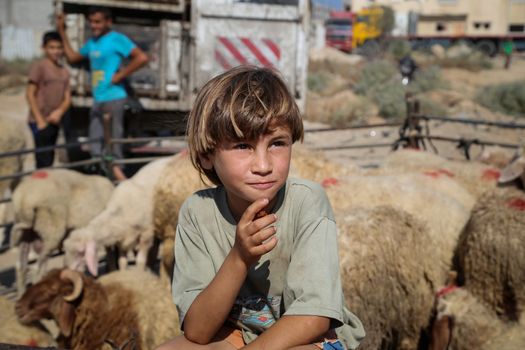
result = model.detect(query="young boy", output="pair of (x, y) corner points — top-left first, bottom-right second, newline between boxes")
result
(157, 66), (364, 350)
(26, 31), (71, 168)
(56, 7), (148, 180)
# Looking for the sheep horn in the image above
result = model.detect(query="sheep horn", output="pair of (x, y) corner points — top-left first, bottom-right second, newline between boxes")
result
(60, 269), (84, 302)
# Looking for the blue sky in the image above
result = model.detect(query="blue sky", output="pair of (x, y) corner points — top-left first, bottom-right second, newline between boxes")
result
(312, 0), (344, 10)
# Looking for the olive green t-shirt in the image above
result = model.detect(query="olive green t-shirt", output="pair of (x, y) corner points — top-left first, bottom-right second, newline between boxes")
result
(172, 177), (365, 349)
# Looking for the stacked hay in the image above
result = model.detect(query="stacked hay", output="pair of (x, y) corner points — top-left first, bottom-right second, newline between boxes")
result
(153, 150), (208, 282)
(455, 188), (525, 322)
(373, 149), (501, 198)
(0, 296), (55, 347)
(338, 206), (440, 350)
(433, 288), (525, 350)
(325, 173), (474, 284)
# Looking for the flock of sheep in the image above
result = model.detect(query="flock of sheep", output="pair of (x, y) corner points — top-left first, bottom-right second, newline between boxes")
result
(1, 113), (525, 350)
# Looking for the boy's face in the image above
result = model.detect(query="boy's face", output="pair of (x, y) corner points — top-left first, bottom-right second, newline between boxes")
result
(201, 125), (293, 219)
(88, 12), (112, 38)
(43, 40), (64, 63)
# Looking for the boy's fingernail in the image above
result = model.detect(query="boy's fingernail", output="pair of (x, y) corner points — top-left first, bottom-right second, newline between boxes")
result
(262, 198), (269, 204)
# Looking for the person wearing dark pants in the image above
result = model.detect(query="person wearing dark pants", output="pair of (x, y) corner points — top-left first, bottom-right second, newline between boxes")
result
(26, 31), (71, 168)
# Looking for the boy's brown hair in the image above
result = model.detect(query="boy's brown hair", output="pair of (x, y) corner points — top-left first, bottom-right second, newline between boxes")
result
(187, 65), (304, 185)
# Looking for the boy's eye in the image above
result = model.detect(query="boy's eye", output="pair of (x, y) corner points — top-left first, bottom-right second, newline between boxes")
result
(234, 143), (250, 150)
(271, 140), (288, 147)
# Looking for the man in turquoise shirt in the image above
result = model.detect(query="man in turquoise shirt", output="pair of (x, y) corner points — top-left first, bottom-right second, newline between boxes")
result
(57, 6), (148, 180)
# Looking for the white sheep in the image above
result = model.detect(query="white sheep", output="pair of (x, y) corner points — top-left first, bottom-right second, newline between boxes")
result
(325, 172), (475, 284)
(10, 169), (114, 294)
(64, 156), (173, 276)
(371, 149), (502, 198)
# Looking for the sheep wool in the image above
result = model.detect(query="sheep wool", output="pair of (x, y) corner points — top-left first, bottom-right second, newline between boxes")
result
(11, 169), (114, 293)
(455, 188), (525, 322)
(0, 296), (55, 347)
(153, 150), (208, 282)
(0, 114), (26, 197)
(325, 173), (474, 284)
(433, 288), (525, 350)
(373, 149), (501, 199)
(337, 207), (440, 350)
(64, 156), (174, 275)
(289, 145), (362, 184)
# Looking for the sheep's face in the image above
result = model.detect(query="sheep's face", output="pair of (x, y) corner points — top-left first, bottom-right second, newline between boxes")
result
(16, 269), (75, 324)
(63, 232), (87, 272)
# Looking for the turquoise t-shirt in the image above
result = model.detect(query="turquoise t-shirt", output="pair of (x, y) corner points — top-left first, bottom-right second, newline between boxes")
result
(79, 31), (135, 102)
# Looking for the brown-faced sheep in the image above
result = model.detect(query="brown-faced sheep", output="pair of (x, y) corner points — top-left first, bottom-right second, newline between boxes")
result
(64, 156), (173, 276)
(11, 169), (114, 294)
(372, 149), (502, 198)
(0, 295), (56, 347)
(153, 150), (208, 283)
(16, 268), (180, 350)
(337, 206), (441, 350)
(325, 172), (475, 284)
(455, 188), (525, 322)
(430, 287), (525, 350)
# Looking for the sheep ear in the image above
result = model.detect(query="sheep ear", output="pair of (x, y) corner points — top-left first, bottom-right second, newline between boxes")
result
(50, 297), (75, 337)
(85, 240), (98, 277)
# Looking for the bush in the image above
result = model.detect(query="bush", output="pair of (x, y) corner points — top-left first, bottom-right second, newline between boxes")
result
(329, 97), (376, 127)
(307, 72), (330, 93)
(409, 65), (448, 94)
(354, 60), (406, 120)
(475, 81), (525, 118)
(387, 40), (412, 60)
(437, 45), (493, 71)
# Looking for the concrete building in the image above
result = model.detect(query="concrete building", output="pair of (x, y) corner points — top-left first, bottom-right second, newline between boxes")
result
(0, 0), (54, 59)
(351, 0), (525, 37)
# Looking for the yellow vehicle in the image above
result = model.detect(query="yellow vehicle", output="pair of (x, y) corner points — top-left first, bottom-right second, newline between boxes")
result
(352, 6), (383, 51)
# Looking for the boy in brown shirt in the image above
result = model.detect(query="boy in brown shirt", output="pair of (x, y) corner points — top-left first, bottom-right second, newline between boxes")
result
(27, 31), (71, 168)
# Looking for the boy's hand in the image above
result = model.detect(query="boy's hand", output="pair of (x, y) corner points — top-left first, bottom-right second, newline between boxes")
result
(233, 198), (278, 267)
(46, 110), (62, 125)
(111, 71), (124, 85)
(36, 119), (48, 130)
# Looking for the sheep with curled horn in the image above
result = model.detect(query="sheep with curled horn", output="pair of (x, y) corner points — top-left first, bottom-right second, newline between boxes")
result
(15, 268), (180, 350)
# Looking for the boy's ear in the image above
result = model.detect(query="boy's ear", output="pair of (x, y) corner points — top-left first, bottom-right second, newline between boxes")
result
(199, 153), (214, 170)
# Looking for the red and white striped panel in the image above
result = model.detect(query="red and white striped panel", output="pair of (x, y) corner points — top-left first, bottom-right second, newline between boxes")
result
(215, 36), (281, 70)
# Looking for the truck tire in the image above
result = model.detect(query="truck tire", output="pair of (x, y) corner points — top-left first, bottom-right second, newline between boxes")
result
(475, 40), (497, 57)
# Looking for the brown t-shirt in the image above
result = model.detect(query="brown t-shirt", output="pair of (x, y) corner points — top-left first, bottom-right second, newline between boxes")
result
(27, 58), (70, 123)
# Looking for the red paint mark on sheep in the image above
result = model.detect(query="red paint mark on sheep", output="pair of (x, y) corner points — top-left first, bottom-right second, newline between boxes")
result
(436, 285), (458, 298)
(506, 198), (525, 211)
(482, 168), (500, 181)
(26, 339), (38, 346)
(321, 178), (339, 188)
(31, 171), (48, 179)
(437, 168), (455, 177)
(423, 171), (440, 178)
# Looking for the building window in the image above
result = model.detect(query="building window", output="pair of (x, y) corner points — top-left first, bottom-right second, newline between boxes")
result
(474, 22), (491, 30)
(509, 24), (525, 32)
(436, 22), (446, 31)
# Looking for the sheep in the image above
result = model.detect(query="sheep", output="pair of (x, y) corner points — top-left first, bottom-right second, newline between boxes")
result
(454, 188), (525, 322)
(10, 169), (114, 295)
(15, 268), (180, 350)
(64, 156), (173, 277)
(0, 114), (26, 244)
(324, 172), (475, 284)
(337, 206), (441, 350)
(0, 295), (56, 347)
(153, 150), (208, 282)
(289, 145), (362, 184)
(430, 287), (525, 350)
(371, 149), (502, 198)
